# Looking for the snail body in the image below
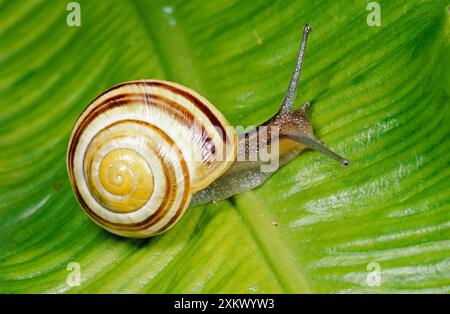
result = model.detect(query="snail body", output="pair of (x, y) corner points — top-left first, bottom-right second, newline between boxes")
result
(67, 25), (348, 238)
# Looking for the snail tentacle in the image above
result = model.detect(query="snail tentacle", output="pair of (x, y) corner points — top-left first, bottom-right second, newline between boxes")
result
(285, 134), (349, 167)
(280, 24), (312, 113)
(301, 102), (311, 111)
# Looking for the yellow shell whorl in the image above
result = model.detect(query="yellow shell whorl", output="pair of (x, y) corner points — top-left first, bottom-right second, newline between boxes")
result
(67, 80), (237, 238)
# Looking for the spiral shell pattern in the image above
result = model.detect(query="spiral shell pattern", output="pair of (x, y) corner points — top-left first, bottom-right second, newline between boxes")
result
(67, 80), (237, 237)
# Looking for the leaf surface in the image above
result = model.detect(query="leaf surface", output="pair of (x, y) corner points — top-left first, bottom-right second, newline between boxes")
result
(0, 0), (449, 293)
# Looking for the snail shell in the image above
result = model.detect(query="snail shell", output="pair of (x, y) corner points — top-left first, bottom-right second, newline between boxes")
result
(67, 80), (237, 238)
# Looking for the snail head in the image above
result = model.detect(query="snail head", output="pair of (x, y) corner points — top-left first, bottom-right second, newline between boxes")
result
(266, 24), (349, 166)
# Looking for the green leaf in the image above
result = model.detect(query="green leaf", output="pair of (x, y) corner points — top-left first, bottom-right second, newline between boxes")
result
(0, 0), (449, 293)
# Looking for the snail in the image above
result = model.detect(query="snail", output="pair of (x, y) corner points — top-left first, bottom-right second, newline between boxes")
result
(67, 25), (349, 238)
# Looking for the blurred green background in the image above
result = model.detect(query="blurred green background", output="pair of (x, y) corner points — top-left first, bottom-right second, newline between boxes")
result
(0, 0), (449, 293)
